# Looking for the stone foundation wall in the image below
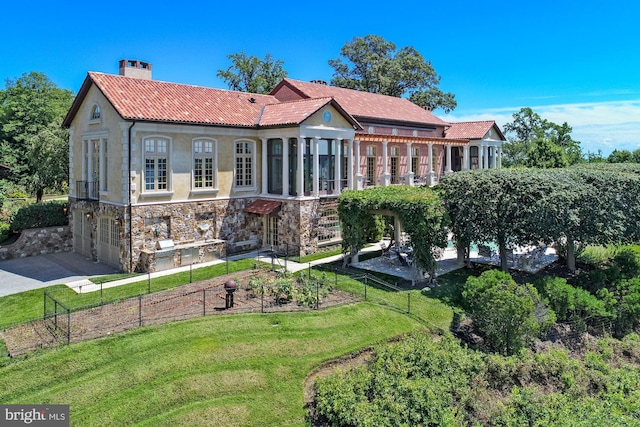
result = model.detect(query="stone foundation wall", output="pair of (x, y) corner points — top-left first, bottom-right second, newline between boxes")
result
(0, 226), (72, 260)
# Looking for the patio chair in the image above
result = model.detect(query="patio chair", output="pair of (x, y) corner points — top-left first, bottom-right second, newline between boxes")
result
(477, 244), (495, 259)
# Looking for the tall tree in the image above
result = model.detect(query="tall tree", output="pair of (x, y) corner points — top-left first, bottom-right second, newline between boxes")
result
(329, 35), (457, 113)
(0, 72), (73, 200)
(502, 107), (582, 167)
(216, 52), (287, 94)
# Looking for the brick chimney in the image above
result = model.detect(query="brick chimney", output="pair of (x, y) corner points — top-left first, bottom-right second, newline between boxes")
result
(118, 59), (152, 80)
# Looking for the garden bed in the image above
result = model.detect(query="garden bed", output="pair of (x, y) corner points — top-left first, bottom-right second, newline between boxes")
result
(2, 270), (359, 356)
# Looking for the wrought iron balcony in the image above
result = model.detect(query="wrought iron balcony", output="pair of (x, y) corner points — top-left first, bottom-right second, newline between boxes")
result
(76, 181), (99, 201)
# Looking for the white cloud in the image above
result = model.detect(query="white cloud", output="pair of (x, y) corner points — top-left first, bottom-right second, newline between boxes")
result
(445, 100), (640, 156)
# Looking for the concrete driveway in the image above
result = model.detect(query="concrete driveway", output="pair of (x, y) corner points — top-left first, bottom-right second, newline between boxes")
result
(0, 252), (119, 297)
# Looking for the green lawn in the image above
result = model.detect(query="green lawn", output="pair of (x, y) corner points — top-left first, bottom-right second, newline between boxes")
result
(0, 303), (425, 426)
(0, 259), (456, 426)
(0, 259), (259, 329)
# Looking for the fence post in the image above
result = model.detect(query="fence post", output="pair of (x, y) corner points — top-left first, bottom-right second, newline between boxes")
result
(226, 243), (229, 275)
(147, 272), (151, 294)
(316, 279), (319, 310)
(190, 263), (193, 283)
(100, 281), (103, 306)
(364, 275), (368, 300)
(138, 295), (142, 327)
(43, 290), (47, 319)
(261, 289), (264, 313)
(202, 289), (206, 317)
(67, 308), (71, 345)
(54, 300), (58, 328)
(407, 291), (411, 314)
(308, 263), (311, 280)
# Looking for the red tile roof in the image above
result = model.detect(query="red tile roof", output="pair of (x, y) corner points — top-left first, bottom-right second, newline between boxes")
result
(63, 73), (361, 130)
(445, 120), (506, 140)
(87, 72), (277, 126)
(243, 199), (281, 215)
(271, 78), (449, 127)
(259, 97), (338, 126)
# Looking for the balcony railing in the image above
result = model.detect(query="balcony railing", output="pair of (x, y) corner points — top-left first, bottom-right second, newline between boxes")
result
(76, 181), (99, 201)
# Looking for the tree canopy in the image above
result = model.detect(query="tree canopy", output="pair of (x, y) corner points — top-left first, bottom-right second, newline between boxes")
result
(216, 52), (287, 94)
(502, 107), (583, 167)
(329, 35), (456, 113)
(0, 72), (73, 201)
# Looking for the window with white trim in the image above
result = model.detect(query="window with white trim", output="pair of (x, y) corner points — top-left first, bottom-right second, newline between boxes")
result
(366, 145), (376, 186)
(144, 137), (169, 191)
(193, 138), (217, 189)
(235, 140), (254, 188)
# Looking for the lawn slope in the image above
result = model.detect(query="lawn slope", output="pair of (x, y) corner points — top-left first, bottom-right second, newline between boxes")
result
(0, 302), (424, 426)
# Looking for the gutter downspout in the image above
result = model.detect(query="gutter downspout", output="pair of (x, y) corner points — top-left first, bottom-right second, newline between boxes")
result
(128, 121), (136, 272)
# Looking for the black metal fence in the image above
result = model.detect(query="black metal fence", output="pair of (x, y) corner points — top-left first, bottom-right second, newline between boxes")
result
(3, 263), (450, 357)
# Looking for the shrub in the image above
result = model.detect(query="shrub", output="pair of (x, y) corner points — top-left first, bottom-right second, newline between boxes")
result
(10, 201), (69, 233)
(463, 270), (551, 355)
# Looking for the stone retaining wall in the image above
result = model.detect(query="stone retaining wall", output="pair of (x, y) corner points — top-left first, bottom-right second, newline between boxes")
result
(0, 226), (72, 260)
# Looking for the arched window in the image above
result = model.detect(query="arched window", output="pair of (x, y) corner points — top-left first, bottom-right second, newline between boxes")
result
(90, 104), (101, 120)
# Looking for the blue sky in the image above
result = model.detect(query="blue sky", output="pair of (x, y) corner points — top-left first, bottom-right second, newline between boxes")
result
(2, 0), (638, 156)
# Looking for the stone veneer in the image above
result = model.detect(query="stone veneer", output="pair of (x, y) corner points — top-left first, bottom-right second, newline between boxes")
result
(73, 195), (343, 272)
(0, 226), (72, 261)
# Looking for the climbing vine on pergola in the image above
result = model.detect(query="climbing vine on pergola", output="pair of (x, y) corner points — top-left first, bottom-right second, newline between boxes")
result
(338, 186), (449, 275)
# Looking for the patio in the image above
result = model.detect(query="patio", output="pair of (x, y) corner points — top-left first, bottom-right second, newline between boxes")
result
(350, 242), (558, 283)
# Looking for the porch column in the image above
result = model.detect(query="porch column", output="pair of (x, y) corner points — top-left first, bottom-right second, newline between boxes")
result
(463, 145), (470, 170)
(483, 145), (489, 170)
(479, 145), (485, 169)
(355, 139), (363, 190)
(497, 147), (503, 168)
(406, 142), (414, 185)
(428, 143), (435, 186)
(382, 140), (390, 186)
(297, 137), (304, 197)
(334, 139), (342, 194)
(261, 138), (268, 195)
(446, 144), (453, 173)
(313, 137), (320, 196)
(491, 146), (497, 168)
(346, 139), (353, 190)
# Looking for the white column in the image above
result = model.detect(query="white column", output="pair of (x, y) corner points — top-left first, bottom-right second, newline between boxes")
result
(382, 140), (390, 186)
(406, 142), (414, 185)
(497, 147), (503, 168)
(313, 137), (319, 196)
(261, 138), (268, 195)
(491, 146), (497, 168)
(463, 145), (470, 171)
(354, 139), (363, 190)
(99, 138), (106, 191)
(428, 143), (435, 186)
(347, 139), (353, 190)
(483, 145), (489, 170)
(282, 138), (289, 197)
(334, 139), (342, 194)
(446, 144), (453, 173)
(297, 137), (304, 197)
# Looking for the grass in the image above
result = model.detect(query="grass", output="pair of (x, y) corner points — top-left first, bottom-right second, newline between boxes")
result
(0, 303), (426, 426)
(89, 272), (142, 284)
(0, 259), (259, 329)
(0, 255), (456, 425)
(297, 248), (343, 264)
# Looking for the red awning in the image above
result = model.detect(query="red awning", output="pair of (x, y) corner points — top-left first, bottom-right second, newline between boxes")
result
(243, 199), (282, 216)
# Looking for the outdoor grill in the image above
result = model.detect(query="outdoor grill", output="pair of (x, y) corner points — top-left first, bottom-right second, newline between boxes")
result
(155, 239), (175, 271)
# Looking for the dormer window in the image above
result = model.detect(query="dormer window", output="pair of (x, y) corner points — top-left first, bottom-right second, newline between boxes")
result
(90, 104), (101, 120)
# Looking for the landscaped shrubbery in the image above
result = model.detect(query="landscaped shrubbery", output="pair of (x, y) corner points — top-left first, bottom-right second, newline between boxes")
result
(9, 200), (68, 233)
(312, 332), (640, 426)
